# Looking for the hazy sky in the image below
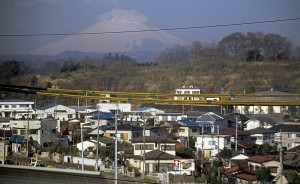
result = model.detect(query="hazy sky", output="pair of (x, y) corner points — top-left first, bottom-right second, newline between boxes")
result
(0, 0), (299, 55)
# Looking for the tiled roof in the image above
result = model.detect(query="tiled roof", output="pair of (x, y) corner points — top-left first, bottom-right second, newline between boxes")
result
(108, 124), (142, 131)
(144, 149), (180, 160)
(224, 165), (240, 175)
(225, 113), (249, 122)
(219, 128), (250, 136)
(286, 145), (300, 153)
(247, 155), (273, 163)
(235, 173), (257, 181)
(131, 136), (178, 143)
(235, 141), (257, 148)
(270, 124), (300, 133)
(246, 127), (277, 134)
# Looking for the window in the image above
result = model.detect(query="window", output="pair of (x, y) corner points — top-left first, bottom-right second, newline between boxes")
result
(52, 129), (56, 133)
(30, 129), (38, 134)
(12, 105), (17, 108)
(20, 130), (26, 135)
(179, 129), (185, 133)
(269, 167), (277, 173)
(4, 105), (9, 108)
(192, 128), (197, 132)
(161, 145), (172, 150)
(68, 114), (73, 118)
(135, 144), (154, 150)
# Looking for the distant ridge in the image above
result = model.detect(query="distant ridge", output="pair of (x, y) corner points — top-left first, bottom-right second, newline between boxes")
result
(0, 50), (160, 63)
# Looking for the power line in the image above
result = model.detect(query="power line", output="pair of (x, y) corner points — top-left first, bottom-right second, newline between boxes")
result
(0, 17), (299, 37)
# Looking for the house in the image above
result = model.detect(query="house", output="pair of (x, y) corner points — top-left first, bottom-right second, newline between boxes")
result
(76, 137), (114, 151)
(96, 102), (131, 113)
(195, 133), (231, 159)
(129, 136), (179, 174)
(219, 128), (256, 155)
(130, 136), (178, 156)
(229, 153), (249, 169)
(10, 119), (58, 151)
(270, 124), (300, 150)
(175, 119), (201, 147)
(155, 112), (186, 125)
(196, 112), (227, 134)
(89, 113), (116, 129)
(244, 114), (283, 131)
(105, 124), (142, 142)
(36, 104), (76, 121)
(247, 155), (281, 177)
(245, 127), (276, 145)
(0, 99), (35, 119)
(174, 85), (202, 101)
(224, 113), (249, 131)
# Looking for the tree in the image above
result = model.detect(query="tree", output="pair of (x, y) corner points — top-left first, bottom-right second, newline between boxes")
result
(190, 41), (203, 60)
(176, 147), (195, 158)
(217, 148), (232, 160)
(218, 32), (247, 59)
(255, 167), (273, 183)
(262, 33), (292, 60)
(258, 143), (274, 155)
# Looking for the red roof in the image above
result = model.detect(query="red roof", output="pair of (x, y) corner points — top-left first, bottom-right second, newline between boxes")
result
(231, 141), (257, 148)
(224, 165), (240, 174)
(219, 128), (250, 136)
(247, 155), (273, 163)
(235, 173), (257, 181)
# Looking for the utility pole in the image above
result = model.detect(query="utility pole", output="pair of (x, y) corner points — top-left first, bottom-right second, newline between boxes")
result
(143, 117), (146, 179)
(26, 107), (29, 157)
(235, 115), (238, 152)
(114, 102), (119, 184)
(279, 129), (283, 184)
(95, 105), (100, 171)
(201, 125), (204, 169)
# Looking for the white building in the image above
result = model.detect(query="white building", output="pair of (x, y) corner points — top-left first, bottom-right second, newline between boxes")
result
(36, 104), (76, 121)
(195, 134), (231, 158)
(0, 99), (35, 119)
(96, 103), (131, 113)
(174, 85), (202, 101)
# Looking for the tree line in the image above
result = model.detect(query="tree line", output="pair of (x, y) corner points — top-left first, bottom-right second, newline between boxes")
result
(156, 32), (296, 63)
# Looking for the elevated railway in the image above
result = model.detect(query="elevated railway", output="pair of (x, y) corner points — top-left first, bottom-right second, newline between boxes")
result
(1, 84), (300, 106)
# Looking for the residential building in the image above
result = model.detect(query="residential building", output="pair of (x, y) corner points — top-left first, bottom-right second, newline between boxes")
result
(196, 112), (227, 133)
(104, 124), (142, 142)
(247, 155), (281, 177)
(246, 127), (276, 145)
(174, 85), (202, 101)
(129, 136), (179, 174)
(0, 99), (35, 119)
(36, 104), (76, 121)
(96, 102), (131, 113)
(270, 124), (300, 149)
(244, 114), (283, 131)
(195, 134), (231, 158)
(10, 119), (58, 150)
(174, 119), (201, 147)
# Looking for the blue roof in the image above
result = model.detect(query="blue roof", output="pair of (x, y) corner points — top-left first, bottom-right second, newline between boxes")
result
(99, 125), (111, 131)
(178, 119), (199, 127)
(10, 135), (24, 143)
(90, 113), (122, 120)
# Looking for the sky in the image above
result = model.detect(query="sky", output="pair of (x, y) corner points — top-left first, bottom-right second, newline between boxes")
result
(0, 0), (300, 55)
